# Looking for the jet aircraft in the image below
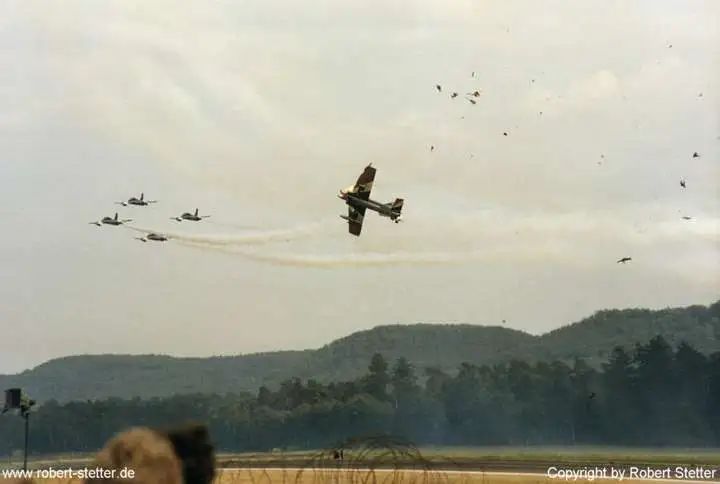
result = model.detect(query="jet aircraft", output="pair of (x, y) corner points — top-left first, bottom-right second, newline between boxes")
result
(135, 233), (168, 243)
(116, 193), (157, 206)
(338, 164), (404, 236)
(89, 213), (132, 226)
(172, 208), (210, 222)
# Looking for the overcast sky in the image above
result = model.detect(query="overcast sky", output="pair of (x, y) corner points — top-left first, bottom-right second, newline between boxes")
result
(1, 1), (718, 374)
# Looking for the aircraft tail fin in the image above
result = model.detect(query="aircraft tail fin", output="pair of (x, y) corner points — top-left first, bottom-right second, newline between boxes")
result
(114, 212), (118, 220)
(391, 198), (404, 213)
(140, 192), (144, 200)
(194, 208), (199, 216)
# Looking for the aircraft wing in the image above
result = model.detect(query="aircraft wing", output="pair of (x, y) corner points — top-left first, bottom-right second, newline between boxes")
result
(351, 164), (376, 201)
(348, 205), (366, 236)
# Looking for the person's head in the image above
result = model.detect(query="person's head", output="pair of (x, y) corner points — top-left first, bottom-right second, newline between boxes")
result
(86, 427), (183, 484)
(85, 428), (183, 484)
(85, 423), (216, 484)
(161, 422), (216, 484)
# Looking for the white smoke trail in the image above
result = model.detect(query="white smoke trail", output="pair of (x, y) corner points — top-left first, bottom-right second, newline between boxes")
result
(175, 239), (473, 267)
(203, 219), (260, 231)
(173, 236), (570, 268)
(124, 221), (325, 246)
(237, 249), (472, 267)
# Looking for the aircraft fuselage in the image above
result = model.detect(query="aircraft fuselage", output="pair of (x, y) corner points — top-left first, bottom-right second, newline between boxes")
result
(340, 193), (401, 220)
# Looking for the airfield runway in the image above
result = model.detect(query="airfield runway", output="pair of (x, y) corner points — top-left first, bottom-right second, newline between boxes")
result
(5, 454), (719, 483)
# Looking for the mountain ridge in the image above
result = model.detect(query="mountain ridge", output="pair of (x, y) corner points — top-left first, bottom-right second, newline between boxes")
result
(2, 300), (718, 402)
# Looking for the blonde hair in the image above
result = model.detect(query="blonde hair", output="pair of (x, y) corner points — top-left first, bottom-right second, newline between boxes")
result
(85, 427), (183, 484)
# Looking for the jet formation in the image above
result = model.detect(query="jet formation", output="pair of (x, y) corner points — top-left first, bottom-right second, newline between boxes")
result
(90, 196), (212, 244)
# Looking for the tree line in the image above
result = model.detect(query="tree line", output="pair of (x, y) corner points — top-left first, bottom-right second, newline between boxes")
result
(1, 335), (719, 456)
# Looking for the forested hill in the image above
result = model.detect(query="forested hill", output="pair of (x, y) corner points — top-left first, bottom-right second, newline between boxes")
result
(1, 300), (718, 402)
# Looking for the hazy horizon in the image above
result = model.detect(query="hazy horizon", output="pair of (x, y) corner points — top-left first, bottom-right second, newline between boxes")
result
(1, 1), (718, 374)
(3, 297), (720, 375)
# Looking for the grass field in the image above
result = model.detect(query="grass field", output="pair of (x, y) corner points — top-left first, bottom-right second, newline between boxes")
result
(215, 446), (720, 471)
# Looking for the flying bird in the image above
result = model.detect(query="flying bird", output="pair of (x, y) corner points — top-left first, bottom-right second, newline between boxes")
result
(681, 216), (692, 220)
(617, 257), (632, 264)
(503, 132), (508, 136)
(466, 98), (477, 105)
(450, 92), (458, 99)
(692, 152), (700, 158)
(467, 90), (481, 97)
(430, 145), (435, 152)
(680, 179), (686, 188)
(435, 84), (442, 92)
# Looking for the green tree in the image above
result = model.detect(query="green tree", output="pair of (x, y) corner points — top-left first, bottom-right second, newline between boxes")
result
(424, 367), (450, 399)
(570, 358), (600, 443)
(391, 357), (419, 401)
(364, 353), (390, 401)
(601, 346), (638, 443)
(706, 352), (720, 441)
(634, 336), (676, 443)
(673, 342), (711, 443)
